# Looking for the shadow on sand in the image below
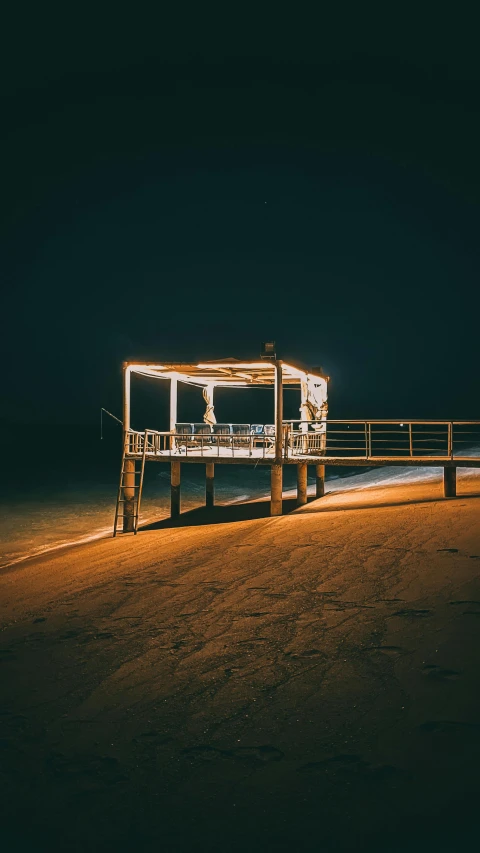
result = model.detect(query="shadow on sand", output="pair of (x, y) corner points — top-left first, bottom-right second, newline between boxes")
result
(140, 482), (480, 532)
(302, 486), (480, 515)
(139, 497), (299, 530)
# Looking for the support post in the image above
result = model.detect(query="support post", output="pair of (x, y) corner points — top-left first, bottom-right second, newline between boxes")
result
(122, 363), (135, 533)
(297, 462), (308, 506)
(171, 460), (181, 517)
(444, 466), (456, 498)
(315, 464), (325, 498)
(274, 360), (284, 461)
(122, 363), (131, 432)
(206, 462), (215, 509)
(300, 378), (310, 453)
(123, 458), (136, 533)
(271, 464), (283, 516)
(170, 377), (178, 452)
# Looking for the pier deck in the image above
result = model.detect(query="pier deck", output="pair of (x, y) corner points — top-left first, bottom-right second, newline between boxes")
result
(125, 452), (480, 467)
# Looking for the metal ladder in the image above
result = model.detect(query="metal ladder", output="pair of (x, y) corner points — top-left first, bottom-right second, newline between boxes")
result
(113, 430), (148, 536)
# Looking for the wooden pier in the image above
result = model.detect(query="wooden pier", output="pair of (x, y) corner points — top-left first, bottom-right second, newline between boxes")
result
(113, 358), (480, 534)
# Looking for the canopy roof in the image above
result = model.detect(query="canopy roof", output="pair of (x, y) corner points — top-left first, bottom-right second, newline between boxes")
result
(126, 358), (329, 388)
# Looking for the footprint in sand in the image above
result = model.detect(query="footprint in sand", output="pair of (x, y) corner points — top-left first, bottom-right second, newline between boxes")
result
(183, 744), (283, 764)
(421, 664), (461, 681)
(182, 745), (224, 762)
(449, 601), (480, 616)
(227, 745), (283, 763)
(134, 731), (173, 747)
(284, 648), (322, 659)
(437, 548), (459, 554)
(391, 609), (432, 619)
(367, 645), (406, 657)
(298, 754), (402, 783)
(46, 752), (125, 786)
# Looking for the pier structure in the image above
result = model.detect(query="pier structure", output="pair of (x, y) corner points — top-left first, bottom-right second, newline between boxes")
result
(113, 358), (480, 535)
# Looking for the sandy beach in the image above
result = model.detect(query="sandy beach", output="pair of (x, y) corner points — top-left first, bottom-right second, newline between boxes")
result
(1, 467), (480, 852)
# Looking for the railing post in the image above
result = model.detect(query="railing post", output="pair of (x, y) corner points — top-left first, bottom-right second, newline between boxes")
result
(409, 423), (413, 457)
(364, 422), (368, 459)
(284, 424), (290, 459)
(368, 423), (372, 458)
(448, 422), (453, 459)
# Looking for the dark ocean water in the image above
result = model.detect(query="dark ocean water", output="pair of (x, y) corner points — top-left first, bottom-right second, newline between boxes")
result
(0, 425), (361, 569)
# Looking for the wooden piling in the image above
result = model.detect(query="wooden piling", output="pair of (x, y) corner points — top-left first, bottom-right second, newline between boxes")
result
(297, 462), (308, 506)
(123, 458), (136, 533)
(206, 462), (215, 509)
(274, 360), (283, 461)
(271, 464), (283, 516)
(171, 460), (181, 516)
(315, 464), (325, 498)
(444, 466), (456, 498)
(170, 377), (178, 452)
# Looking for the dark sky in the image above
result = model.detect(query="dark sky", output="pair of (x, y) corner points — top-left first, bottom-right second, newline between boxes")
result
(2, 7), (479, 425)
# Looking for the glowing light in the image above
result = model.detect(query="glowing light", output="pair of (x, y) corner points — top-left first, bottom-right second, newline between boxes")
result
(213, 381), (249, 387)
(129, 364), (166, 371)
(196, 362), (273, 370)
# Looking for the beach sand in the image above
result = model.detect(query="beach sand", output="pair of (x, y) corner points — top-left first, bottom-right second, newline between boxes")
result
(1, 468), (480, 852)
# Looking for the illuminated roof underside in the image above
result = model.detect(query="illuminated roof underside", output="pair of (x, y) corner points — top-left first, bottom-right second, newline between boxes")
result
(127, 359), (328, 388)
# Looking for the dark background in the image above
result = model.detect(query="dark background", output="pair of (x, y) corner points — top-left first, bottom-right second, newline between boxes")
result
(2, 5), (479, 428)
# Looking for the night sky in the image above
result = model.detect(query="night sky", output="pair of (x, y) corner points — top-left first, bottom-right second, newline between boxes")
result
(2, 8), (479, 426)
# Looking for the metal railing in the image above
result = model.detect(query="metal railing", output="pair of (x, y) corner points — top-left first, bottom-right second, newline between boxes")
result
(124, 421), (480, 461)
(286, 420), (480, 460)
(125, 426), (277, 458)
(126, 430), (171, 455)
